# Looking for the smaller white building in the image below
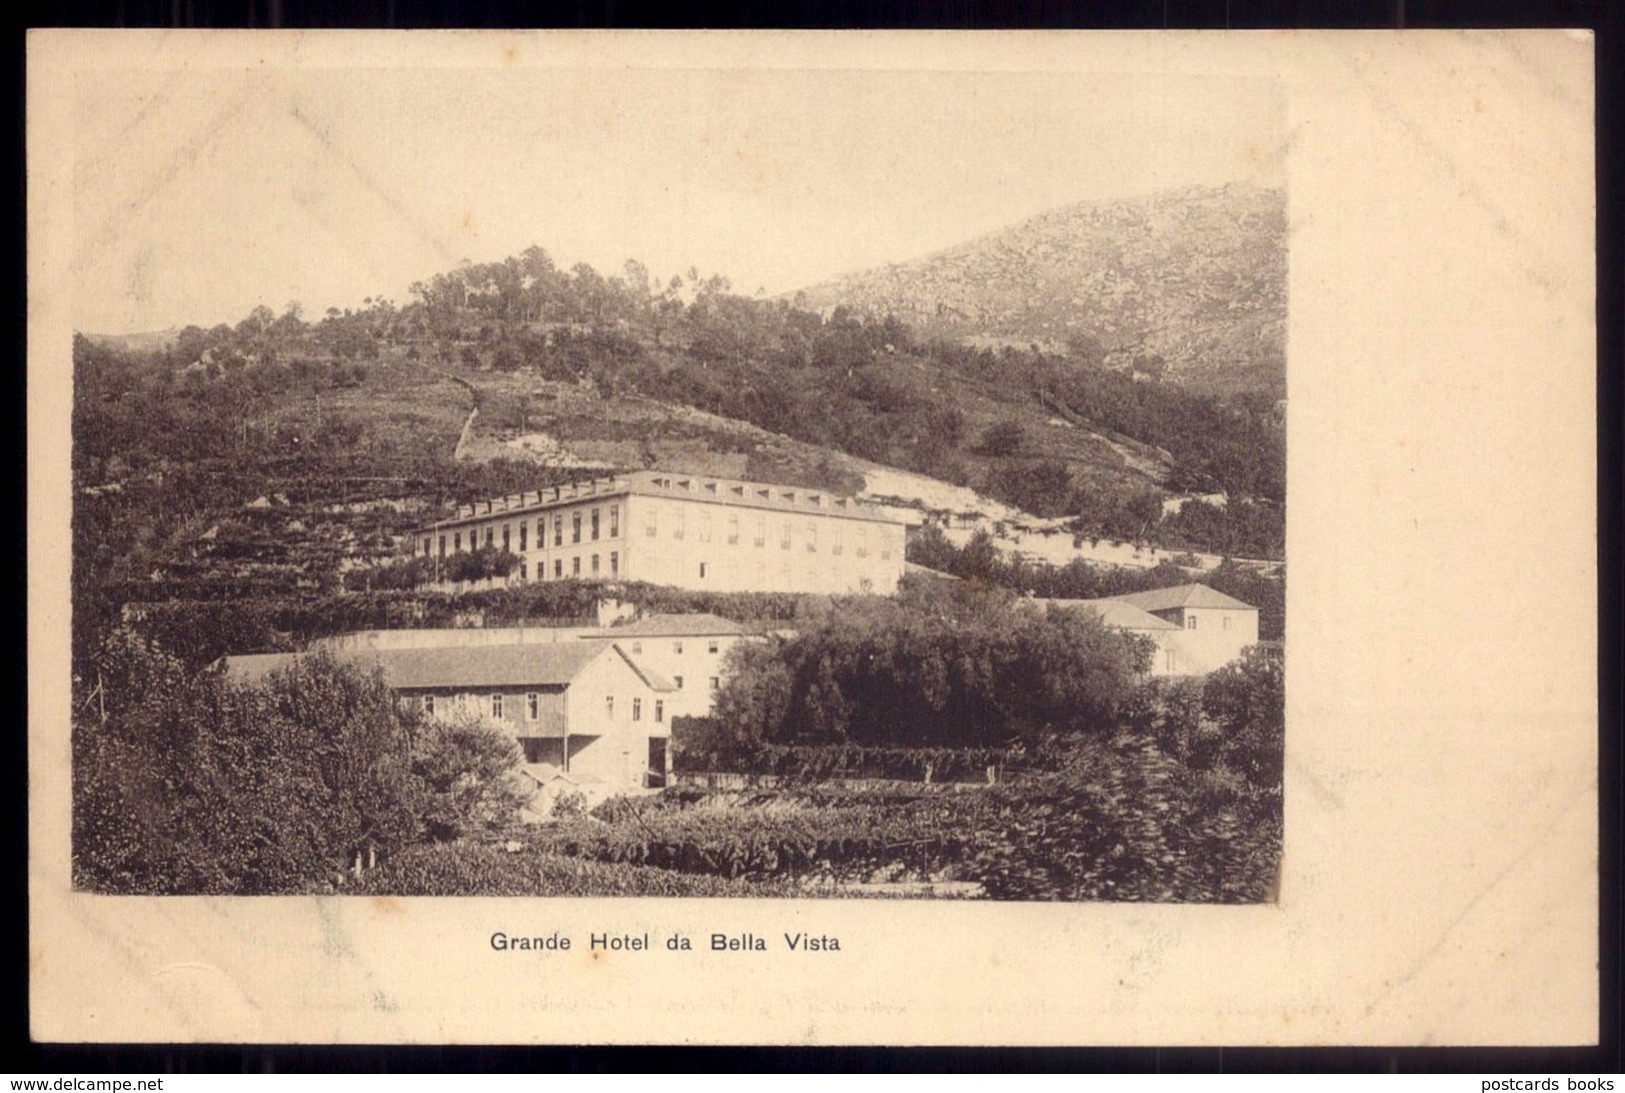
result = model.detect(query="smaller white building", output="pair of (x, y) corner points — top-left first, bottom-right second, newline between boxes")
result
(1036, 583), (1262, 677)
(585, 613), (752, 721)
(1109, 584), (1260, 675)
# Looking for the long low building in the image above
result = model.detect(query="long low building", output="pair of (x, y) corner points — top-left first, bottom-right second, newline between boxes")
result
(407, 471), (909, 595)
(312, 612), (751, 721)
(224, 640), (678, 790)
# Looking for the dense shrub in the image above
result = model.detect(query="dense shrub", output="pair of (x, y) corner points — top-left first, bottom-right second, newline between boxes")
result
(533, 794), (984, 882)
(1199, 644), (1285, 789)
(670, 735), (1006, 784)
(705, 580), (1149, 755)
(72, 635), (523, 893)
(352, 841), (803, 897)
(964, 732), (1280, 903)
(1122, 676), (1216, 767)
(442, 546), (521, 583)
(73, 637), (425, 893)
(410, 716), (530, 840)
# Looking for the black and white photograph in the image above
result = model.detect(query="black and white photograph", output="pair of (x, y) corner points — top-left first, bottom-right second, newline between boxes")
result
(30, 30), (1596, 1046)
(67, 52), (1287, 903)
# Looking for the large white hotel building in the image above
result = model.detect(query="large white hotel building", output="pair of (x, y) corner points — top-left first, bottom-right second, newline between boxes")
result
(410, 471), (910, 595)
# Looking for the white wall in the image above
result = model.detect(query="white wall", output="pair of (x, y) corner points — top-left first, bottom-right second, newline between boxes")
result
(560, 648), (672, 788)
(620, 494), (905, 594)
(612, 632), (748, 719)
(1160, 607), (1260, 675)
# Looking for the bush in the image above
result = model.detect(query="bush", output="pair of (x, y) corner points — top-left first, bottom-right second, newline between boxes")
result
(705, 581), (1149, 753)
(550, 790), (588, 820)
(411, 715), (527, 840)
(533, 794), (984, 882)
(1122, 677), (1213, 767)
(964, 732), (1280, 903)
(977, 420), (1025, 457)
(352, 841), (802, 897)
(443, 546), (521, 584)
(1201, 644), (1285, 790)
(73, 637), (423, 893)
(672, 737), (1005, 784)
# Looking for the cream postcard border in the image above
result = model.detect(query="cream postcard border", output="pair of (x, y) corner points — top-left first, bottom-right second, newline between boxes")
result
(27, 30), (1598, 1046)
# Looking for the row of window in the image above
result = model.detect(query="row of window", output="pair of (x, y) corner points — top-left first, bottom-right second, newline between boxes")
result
(640, 509), (890, 558)
(417, 690), (690, 724)
(1181, 616), (1232, 630)
(646, 556), (882, 589)
(425, 510), (897, 563)
(655, 675), (721, 692)
(627, 640), (721, 656)
(420, 692), (545, 720)
(604, 695), (663, 723)
(514, 552), (621, 582)
(429, 505), (622, 557)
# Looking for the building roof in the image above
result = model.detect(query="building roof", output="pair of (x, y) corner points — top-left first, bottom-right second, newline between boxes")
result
(595, 612), (750, 639)
(412, 471), (905, 534)
(223, 641), (674, 692)
(1108, 584), (1256, 613)
(1034, 598), (1182, 632)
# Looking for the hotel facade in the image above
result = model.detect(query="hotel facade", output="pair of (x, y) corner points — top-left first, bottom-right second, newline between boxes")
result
(410, 471), (909, 596)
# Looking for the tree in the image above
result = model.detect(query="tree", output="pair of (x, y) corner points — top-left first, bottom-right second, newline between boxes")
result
(411, 715), (527, 839)
(988, 459), (1073, 518)
(707, 589), (1145, 754)
(977, 420), (1026, 457)
(1201, 645), (1284, 789)
(955, 529), (1002, 583)
(443, 546), (521, 584)
(73, 637), (424, 893)
(703, 640), (795, 766)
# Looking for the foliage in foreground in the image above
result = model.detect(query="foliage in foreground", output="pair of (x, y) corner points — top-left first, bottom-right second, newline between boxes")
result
(670, 737), (1007, 784)
(72, 635), (525, 894)
(963, 731), (1281, 903)
(534, 794), (983, 883)
(351, 841), (806, 898)
(964, 653), (1285, 903)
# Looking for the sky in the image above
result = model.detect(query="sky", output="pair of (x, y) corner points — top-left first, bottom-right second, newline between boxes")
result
(71, 61), (1284, 334)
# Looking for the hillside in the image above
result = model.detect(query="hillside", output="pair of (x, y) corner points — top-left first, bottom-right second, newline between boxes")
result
(71, 237), (1284, 669)
(81, 327), (181, 354)
(795, 183), (1287, 399)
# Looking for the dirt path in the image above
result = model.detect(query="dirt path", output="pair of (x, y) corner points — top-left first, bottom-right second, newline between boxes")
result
(414, 363), (481, 461)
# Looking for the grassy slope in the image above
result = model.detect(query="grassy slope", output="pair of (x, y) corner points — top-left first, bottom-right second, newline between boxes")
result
(456, 346), (1165, 504)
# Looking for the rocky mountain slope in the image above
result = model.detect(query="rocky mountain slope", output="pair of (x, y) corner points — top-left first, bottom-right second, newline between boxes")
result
(795, 183), (1287, 398)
